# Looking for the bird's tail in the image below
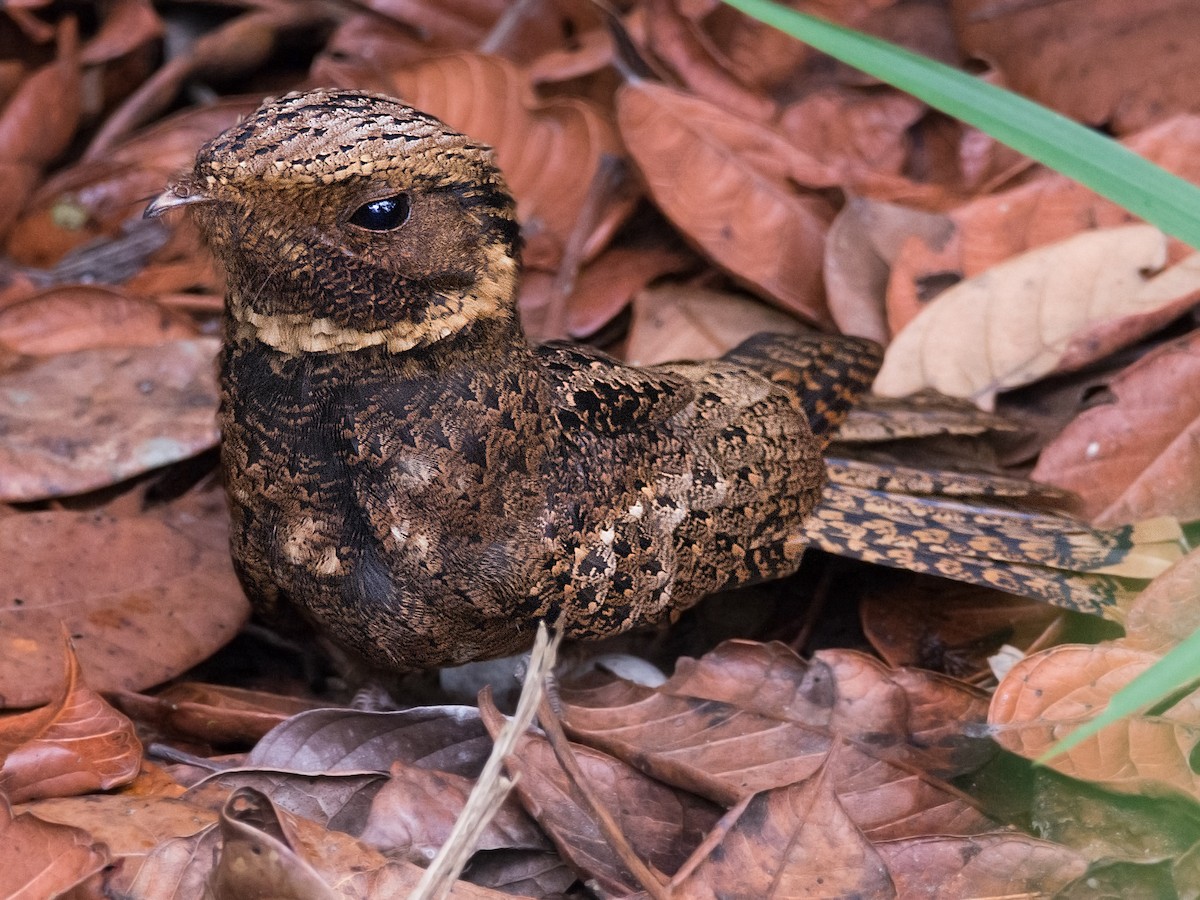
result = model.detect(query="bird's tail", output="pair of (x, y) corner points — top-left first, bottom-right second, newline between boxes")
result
(803, 459), (1184, 617)
(721, 333), (883, 446)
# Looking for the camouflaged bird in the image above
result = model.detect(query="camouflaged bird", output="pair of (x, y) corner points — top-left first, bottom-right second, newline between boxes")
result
(146, 88), (881, 670)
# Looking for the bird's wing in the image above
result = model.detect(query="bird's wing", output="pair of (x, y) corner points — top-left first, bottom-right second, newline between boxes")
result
(536, 340), (696, 433)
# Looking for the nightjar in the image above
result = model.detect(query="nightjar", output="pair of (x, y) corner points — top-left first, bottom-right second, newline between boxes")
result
(146, 88), (882, 670)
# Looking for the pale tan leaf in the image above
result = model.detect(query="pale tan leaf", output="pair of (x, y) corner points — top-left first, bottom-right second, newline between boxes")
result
(624, 285), (803, 366)
(875, 225), (1172, 409)
(1124, 547), (1200, 653)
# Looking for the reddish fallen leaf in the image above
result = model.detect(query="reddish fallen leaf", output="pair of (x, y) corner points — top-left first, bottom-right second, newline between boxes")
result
(531, 241), (692, 341)
(860, 579), (1064, 677)
(0, 504), (248, 708)
(18, 794), (216, 856)
(0, 795), (108, 898)
(212, 787), (506, 898)
(671, 753), (895, 898)
(561, 660), (995, 837)
(616, 79), (836, 324)
(663, 641), (992, 778)
(954, 0), (1200, 135)
(79, 0), (163, 67)
(0, 337), (220, 502)
(0, 285), (195, 355)
(0, 642), (141, 802)
(185, 770), (387, 836)
(1032, 328), (1200, 526)
(779, 86), (926, 192)
(0, 21), (81, 240)
(107, 824), (219, 899)
(8, 97), (254, 266)
(112, 683), (323, 746)
(874, 832), (1088, 896)
(642, 0), (777, 121)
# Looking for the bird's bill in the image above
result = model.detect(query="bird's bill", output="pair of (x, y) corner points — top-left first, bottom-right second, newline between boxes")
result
(144, 181), (211, 219)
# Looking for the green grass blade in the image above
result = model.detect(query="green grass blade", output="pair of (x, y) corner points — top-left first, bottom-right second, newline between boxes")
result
(720, 0), (1200, 249)
(1036, 626), (1200, 761)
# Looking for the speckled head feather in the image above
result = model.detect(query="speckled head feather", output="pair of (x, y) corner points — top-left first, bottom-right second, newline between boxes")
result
(197, 89), (504, 192)
(164, 89), (521, 356)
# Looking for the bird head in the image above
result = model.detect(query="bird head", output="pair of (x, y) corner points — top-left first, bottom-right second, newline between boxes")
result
(147, 89), (522, 355)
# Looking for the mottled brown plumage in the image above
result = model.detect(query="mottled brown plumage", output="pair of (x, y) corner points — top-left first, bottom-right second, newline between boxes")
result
(147, 88), (881, 670)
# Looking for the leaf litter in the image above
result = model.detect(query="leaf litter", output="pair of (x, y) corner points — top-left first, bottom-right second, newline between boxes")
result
(1, 1), (1199, 897)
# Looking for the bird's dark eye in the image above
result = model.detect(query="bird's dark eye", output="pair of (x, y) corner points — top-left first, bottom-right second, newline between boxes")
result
(348, 194), (410, 231)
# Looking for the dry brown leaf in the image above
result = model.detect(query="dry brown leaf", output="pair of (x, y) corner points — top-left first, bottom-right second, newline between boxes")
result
(106, 824), (219, 899)
(1031, 328), (1200, 526)
(1123, 547), (1200, 653)
(0, 337), (219, 502)
(0, 285), (196, 355)
(860, 580), (1063, 677)
(989, 644), (1200, 800)
(0, 795), (109, 898)
(79, 0), (163, 66)
(642, 0), (777, 121)
(953, 0), (1200, 135)
(874, 832), (1089, 896)
(616, 79), (835, 324)
(561, 664), (995, 837)
(213, 787), (507, 898)
(779, 86), (925, 189)
(0, 505), (248, 708)
(664, 641), (993, 778)
(624, 284), (804, 366)
(8, 97), (254, 267)
(671, 754), (895, 898)
(874, 225), (1184, 409)
(0, 642), (141, 802)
